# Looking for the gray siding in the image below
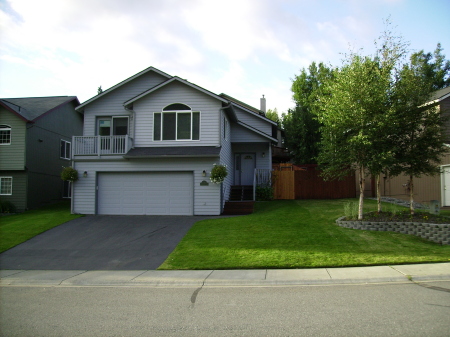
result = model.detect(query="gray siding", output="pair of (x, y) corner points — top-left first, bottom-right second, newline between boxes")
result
(0, 171), (27, 211)
(133, 81), (222, 147)
(72, 157), (221, 215)
(0, 109), (26, 170)
(220, 112), (233, 204)
(233, 105), (272, 135)
(230, 123), (270, 143)
(83, 72), (168, 137)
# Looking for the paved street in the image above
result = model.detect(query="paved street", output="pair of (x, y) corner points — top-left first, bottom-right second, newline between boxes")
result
(1, 281), (449, 336)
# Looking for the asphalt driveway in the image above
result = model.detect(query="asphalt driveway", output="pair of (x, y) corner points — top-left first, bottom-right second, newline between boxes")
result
(0, 215), (223, 270)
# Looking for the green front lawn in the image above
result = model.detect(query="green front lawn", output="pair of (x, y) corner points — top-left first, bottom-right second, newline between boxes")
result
(159, 199), (450, 270)
(0, 201), (83, 253)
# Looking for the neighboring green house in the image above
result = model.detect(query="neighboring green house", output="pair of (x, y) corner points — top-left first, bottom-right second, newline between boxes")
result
(0, 96), (82, 211)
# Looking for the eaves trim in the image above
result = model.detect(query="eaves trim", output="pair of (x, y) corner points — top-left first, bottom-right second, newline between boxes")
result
(123, 77), (229, 106)
(76, 67), (172, 112)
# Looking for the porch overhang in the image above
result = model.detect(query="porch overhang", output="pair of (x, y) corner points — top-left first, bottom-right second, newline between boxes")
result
(123, 146), (221, 159)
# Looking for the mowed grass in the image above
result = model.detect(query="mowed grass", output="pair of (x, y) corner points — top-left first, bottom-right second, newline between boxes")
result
(159, 199), (450, 270)
(0, 201), (83, 253)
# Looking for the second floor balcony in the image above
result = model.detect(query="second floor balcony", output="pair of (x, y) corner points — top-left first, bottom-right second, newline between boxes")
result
(73, 135), (133, 157)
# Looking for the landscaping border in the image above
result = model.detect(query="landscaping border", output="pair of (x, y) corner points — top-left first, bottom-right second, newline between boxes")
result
(336, 217), (450, 245)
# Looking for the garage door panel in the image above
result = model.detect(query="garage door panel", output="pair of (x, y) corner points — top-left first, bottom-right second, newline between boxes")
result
(98, 172), (193, 215)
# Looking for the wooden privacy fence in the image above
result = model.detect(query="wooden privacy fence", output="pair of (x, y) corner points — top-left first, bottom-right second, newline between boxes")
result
(272, 165), (356, 200)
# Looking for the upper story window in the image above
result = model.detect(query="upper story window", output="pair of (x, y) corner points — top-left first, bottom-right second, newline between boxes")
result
(0, 177), (12, 195)
(0, 125), (11, 145)
(154, 104), (200, 141)
(97, 116), (129, 136)
(60, 140), (71, 160)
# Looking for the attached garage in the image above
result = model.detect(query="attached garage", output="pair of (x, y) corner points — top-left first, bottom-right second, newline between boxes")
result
(97, 172), (193, 215)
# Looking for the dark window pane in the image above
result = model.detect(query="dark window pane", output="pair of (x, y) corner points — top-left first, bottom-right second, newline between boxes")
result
(154, 113), (161, 141)
(163, 103), (190, 111)
(177, 113), (191, 140)
(98, 120), (111, 136)
(60, 140), (65, 158)
(193, 112), (200, 140)
(66, 142), (71, 159)
(113, 118), (128, 135)
(163, 112), (176, 140)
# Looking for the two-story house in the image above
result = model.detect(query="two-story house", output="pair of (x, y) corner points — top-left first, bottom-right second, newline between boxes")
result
(72, 67), (277, 215)
(0, 96), (82, 211)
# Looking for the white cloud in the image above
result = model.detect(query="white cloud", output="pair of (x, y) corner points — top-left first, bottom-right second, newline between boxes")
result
(0, 0), (447, 114)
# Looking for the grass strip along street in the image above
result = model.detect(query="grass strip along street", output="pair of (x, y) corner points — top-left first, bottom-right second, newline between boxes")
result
(159, 199), (450, 270)
(0, 201), (82, 253)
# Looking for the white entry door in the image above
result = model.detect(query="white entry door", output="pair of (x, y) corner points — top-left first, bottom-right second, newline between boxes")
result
(442, 166), (450, 206)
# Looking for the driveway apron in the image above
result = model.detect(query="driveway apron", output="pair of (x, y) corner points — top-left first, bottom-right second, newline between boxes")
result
(0, 215), (220, 270)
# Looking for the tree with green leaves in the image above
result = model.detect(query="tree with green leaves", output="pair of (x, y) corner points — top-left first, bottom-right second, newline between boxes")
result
(283, 62), (333, 164)
(316, 54), (391, 219)
(387, 60), (448, 214)
(410, 43), (450, 90)
(265, 108), (280, 125)
(315, 22), (449, 218)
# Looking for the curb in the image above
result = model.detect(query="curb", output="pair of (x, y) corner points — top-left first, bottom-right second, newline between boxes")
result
(1, 263), (449, 287)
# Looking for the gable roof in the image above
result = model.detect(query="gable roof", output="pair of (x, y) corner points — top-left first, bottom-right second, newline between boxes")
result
(429, 86), (450, 103)
(76, 66), (172, 112)
(123, 76), (229, 107)
(220, 93), (278, 126)
(0, 96), (79, 122)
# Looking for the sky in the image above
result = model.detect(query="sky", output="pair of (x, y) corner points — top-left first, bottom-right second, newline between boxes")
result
(1, 0), (449, 115)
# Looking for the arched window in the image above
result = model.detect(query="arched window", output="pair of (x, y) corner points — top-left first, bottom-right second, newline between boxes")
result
(0, 125), (11, 145)
(154, 104), (200, 141)
(163, 103), (191, 111)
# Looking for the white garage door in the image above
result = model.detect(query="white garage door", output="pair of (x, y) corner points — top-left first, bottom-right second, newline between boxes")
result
(98, 172), (193, 215)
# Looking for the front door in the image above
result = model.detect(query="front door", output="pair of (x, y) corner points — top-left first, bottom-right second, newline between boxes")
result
(240, 153), (255, 185)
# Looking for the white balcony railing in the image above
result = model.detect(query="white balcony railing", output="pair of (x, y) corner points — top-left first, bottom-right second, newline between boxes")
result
(253, 168), (272, 201)
(73, 135), (132, 156)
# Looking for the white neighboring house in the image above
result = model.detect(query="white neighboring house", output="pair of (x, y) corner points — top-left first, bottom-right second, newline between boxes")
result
(72, 67), (277, 215)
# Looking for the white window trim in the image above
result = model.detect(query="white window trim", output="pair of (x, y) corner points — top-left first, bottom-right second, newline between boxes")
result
(0, 177), (12, 195)
(0, 125), (11, 145)
(60, 139), (71, 160)
(154, 110), (201, 141)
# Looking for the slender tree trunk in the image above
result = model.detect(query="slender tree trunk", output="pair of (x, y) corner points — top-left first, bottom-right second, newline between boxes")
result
(409, 175), (414, 215)
(376, 174), (382, 213)
(358, 165), (365, 220)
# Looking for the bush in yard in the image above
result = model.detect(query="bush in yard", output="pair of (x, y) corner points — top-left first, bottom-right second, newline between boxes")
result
(0, 199), (17, 213)
(256, 185), (274, 201)
(61, 166), (78, 182)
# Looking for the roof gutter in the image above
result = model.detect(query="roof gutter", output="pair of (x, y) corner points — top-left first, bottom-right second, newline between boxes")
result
(124, 105), (136, 142)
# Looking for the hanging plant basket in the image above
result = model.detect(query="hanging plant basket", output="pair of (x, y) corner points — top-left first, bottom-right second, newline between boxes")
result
(210, 164), (228, 184)
(61, 166), (79, 182)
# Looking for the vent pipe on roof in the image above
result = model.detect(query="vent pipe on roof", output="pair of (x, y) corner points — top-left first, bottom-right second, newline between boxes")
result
(260, 95), (266, 113)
